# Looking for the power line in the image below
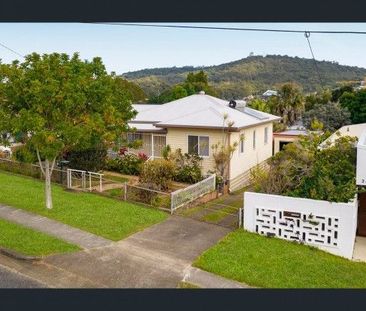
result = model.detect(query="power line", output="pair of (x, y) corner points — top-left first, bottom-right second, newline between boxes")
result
(92, 22), (366, 35)
(304, 31), (325, 90)
(0, 42), (25, 58)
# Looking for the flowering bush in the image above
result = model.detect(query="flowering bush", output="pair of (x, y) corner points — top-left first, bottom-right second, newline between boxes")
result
(105, 153), (145, 175)
(139, 158), (176, 191)
(138, 152), (148, 161)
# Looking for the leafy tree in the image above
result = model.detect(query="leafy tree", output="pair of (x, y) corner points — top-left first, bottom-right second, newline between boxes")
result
(115, 78), (147, 103)
(251, 131), (357, 203)
(331, 84), (354, 102)
(0, 53), (136, 209)
(148, 71), (217, 104)
(304, 89), (332, 111)
(63, 145), (108, 172)
(291, 136), (357, 202)
(211, 114), (242, 188)
(339, 89), (366, 124)
(302, 102), (351, 132)
(247, 98), (271, 113)
(267, 83), (304, 126)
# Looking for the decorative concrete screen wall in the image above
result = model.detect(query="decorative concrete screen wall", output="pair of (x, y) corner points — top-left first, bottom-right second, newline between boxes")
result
(243, 192), (358, 259)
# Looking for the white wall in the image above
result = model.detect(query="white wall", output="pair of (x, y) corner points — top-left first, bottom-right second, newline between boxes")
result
(166, 128), (224, 174)
(243, 192), (358, 259)
(230, 122), (273, 180)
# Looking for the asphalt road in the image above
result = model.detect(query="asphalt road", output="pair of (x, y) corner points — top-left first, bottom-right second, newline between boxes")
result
(0, 264), (45, 288)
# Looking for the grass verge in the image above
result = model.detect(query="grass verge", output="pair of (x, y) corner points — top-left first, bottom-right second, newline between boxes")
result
(0, 218), (79, 256)
(194, 230), (366, 288)
(177, 281), (200, 288)
(0, 171), (167, 241)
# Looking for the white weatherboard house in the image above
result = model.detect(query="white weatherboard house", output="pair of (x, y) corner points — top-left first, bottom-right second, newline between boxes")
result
(127, 92), (280, 191)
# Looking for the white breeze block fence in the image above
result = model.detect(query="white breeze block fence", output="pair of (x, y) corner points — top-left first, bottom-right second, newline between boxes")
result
(243, 192), (358, 259)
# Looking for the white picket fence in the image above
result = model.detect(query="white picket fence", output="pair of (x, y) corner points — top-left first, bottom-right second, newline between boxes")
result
(170, 174), (216, 213)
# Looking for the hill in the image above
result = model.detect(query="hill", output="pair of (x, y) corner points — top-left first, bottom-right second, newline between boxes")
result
(122, 55), (366, 99)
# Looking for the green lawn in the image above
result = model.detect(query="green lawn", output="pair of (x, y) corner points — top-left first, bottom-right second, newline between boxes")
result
(194, 230), (366, 288)
(0, 171), (167, 241)
(0, 218), (79, 256)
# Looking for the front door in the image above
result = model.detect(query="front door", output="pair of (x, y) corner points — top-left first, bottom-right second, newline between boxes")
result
(358, 192), (366, 236)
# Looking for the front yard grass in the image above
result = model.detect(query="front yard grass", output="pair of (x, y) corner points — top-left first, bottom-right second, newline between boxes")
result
(0, 171), (167, 241)
(0, 218), (79, 256)
(194, 230), (366, 288)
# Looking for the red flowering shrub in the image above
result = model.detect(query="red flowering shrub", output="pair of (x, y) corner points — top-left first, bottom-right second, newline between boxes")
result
(138, 152), (148, 161)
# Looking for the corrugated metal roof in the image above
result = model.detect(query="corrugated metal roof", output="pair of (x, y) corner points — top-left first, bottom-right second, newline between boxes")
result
(131, 94), (280, 130)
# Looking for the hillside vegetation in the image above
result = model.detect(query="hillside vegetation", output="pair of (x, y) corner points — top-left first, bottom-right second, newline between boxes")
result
(122, 55), (366, 99)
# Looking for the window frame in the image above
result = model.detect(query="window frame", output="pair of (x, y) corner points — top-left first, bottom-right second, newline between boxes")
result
(239, 138), (245, 154)
(253, 130), (256, 150)
(187, 134), (210, 158)
(264, 127), (269, 145)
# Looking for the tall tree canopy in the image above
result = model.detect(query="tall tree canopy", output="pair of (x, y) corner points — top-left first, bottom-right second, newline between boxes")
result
(339, 89), (366, 124)
(0, 52), (137, 209)
(267, 83), (304, 126)
(148, 70), (217, 104)
(251, 131), (357, 203)
(302, 102), (351, 132)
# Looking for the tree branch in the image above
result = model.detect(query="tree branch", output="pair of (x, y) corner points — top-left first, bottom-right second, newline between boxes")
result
(36, 148), (46, 176)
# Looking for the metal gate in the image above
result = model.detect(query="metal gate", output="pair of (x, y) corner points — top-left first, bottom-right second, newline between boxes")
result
(176, 193), (242, 230)
(66, 168), (104, 192)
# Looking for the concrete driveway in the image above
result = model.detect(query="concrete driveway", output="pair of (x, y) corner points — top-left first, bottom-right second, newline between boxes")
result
(44, 216), (231, 288)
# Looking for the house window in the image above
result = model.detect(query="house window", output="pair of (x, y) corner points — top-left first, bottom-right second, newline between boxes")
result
(240, 139), (244, 154)
(253, 130), (256, 149)
(264, 127), (269, 145)
(127, 133), (142, 143)
(188, 135), (209, 157)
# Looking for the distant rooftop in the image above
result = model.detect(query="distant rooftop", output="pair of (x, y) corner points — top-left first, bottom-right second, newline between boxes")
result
(273, 129), (308, 136)
(320, 123), (366, 148)
(262, 90), (278, 97)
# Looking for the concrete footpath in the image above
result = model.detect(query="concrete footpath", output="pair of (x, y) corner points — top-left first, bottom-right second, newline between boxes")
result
(0, 205), (249, 288)
(0, 204), (112, 249)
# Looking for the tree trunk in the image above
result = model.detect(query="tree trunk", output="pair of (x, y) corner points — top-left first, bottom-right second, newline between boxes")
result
(44, 159), (53, 210)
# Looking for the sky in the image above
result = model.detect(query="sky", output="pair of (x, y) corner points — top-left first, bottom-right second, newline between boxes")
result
(0, 23), (366, 74)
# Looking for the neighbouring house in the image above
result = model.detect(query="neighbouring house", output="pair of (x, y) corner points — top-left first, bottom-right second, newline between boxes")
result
(262, 89), (278, 98)
(320, 123), (366, 148)
(127, 91), (280, 191)
(273, 129), (308, 155)
(319, 123), (366, 238)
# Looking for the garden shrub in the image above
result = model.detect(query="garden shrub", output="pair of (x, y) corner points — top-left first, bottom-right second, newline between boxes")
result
(251, 132), (358, 203)
(64, 146), (108, 172)
(105, 153), (145, 175)
(163, 147), (203, 184)
(139, 158), (176, 191)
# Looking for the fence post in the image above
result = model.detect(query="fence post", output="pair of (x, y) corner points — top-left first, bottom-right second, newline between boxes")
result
(123, 182), (127, 201)
(89, 173), (92, 192)
(99, 174), (103, 192)
(170, 192), (174, 215)
(238, 208), (243, 228)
